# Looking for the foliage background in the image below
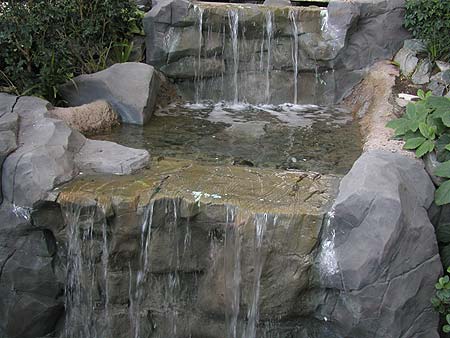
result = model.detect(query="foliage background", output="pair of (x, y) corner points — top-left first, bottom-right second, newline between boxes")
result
(0, 0), (142, 103)
(404, 0), (450, 62)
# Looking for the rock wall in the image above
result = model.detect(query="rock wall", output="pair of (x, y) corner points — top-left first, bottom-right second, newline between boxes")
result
(143, 0), (410, 104)
(317, 150), (441, 338)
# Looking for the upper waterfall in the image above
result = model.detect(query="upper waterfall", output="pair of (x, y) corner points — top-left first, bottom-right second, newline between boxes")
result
(145, 1), (343, 105)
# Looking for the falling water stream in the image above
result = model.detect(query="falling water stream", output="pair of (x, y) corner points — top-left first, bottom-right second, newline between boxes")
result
(228, 9), (240, 104)
(289, 9), (299, 104)
(195, 6), (204, 103)
(264, 11), (273, 104)
(131, 202), (155, 338)
(224, 206), (241, 338)
(63, 204), (110, 338)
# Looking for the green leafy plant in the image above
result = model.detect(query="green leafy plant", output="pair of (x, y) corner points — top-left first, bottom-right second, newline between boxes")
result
(0, 0), (142, 103)
(432, 267), (450, 333)
(386, 90), (450, 205)
(112, 40), (135, 64)
(404, 0), (450, 62)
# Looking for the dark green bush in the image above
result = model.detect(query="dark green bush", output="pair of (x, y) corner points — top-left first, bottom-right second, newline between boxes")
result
(0, 0), (142, 103)
(404, 0), (450, 62)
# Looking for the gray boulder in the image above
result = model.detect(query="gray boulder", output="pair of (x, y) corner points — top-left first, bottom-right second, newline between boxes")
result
(428, 70), (450, 96)
(0, 205), (64, 338)
(0, 131), (17, 204)
(318, 150), (441, 338)
(2, 111), (85, 208)
(436, 61), (450, 72)
(432, 70), (450, 86)
(428, 80), (447, 97)
(424, 152), (445, 186)
(394, 46), (419, 77)
(60, 63), (161, 125)
(0, 94), (19, 204)
(75, 139), (150, 175)
(403, 39), (427, 54)
(2, 95), (150, 209)
(412, 58), (432, 85)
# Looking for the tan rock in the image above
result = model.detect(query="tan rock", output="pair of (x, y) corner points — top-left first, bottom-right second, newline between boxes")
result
(342, 60), (416, 158)
(49, 100), (120, 135)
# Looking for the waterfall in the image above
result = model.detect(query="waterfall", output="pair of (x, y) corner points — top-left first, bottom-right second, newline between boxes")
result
(264, 11), (273, 104)
(318, 207), (339, 285)
(101, 218), (110, 337)
(259, 29), (265, 72)
(289, 9), (299, 104)
(224, 206), (241, 338)
(243, 213), (270, 338)
(157, 3), (334, 105)
(166, 200), (181, 337)
(195, 6), (204, 103)
(228, 9), (240, 104)
(63, 203), (110, 338)
(130, 201), (155, 338)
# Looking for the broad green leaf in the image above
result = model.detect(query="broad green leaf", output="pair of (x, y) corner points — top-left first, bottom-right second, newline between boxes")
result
(441, 244), (450, 268)
(408, 119), (420, 132)
(437, 223), (450, 243)
(406, 102), (417, 119)
(418, 89), (425, 100)
(403, 137), (426, 150)
(427, 116), (446, 135)
(419, 122), (431, 138)
(447, 313), (450, 324)
(386, 118), (408, 130)
(431, 297), (441, 307)
(428, 96), (450, 118)
(442, 114), (450, 127)
(435, 161), (450, 178)
(436, 181), (450, 206)
(436, 135), (450, 162)
(436, 282), (444, 290)
(445, 325), (450, 333)
(415, 139), (435, 157)
(446, 144), (450, 151)
(404, 130), (423, 140)
(386, 118), (410, 136)
(415, 102), (429, 122)
(429, 125), (437, 140)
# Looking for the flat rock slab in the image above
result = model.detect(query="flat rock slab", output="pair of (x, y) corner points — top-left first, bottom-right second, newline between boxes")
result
(58, 158), (339, 216)
(75, 139), (150, 175)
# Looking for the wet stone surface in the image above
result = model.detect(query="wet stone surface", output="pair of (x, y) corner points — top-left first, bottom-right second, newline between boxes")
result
(56, 158), (340, 338)
(94, 102), (362, 175)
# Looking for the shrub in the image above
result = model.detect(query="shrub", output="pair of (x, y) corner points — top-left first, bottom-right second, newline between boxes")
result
(433, 267), (450, 333)
(404, 0), (450, 62)
(0, 0), (143, 103)
(386, 90), (450, 205)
